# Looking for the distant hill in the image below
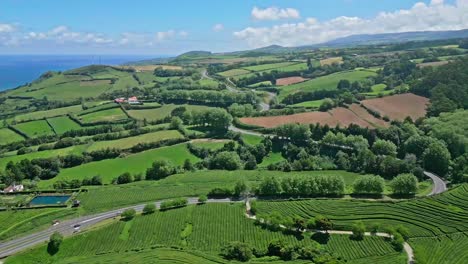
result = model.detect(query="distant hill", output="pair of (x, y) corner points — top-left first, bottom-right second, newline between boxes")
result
(323, 29), (468, 46)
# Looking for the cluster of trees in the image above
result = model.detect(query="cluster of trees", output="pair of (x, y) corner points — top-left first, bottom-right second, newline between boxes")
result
(160, 198), (188, 210)
(53, 175), (103, 190)
(411, 57), (468, 116)
(1, 158), (60, 185)
(221, 239), (341, 263)
(228, 103), (255, 117)
(257, 175), (345, 197)
(158, 90), (257, 106)
(177, 108), (233, 131)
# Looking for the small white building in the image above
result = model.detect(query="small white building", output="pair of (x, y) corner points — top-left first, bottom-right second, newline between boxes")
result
(3, 184), (24, 193)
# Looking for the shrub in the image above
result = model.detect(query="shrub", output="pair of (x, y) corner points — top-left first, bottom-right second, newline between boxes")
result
(207, 187), (233, 198)
(351, 221), (366, 240)
(198, 194), (208, 204)
(47, 232), (63, 255)
(160, 198), (188, 211)
(391, 173), (418, 195)
(352, 175), (385, 195)
(121, 208), (136, 221)
(221, 241), (253, 262)
(116, 172), (133, 184)
(142, 203), (156, 215)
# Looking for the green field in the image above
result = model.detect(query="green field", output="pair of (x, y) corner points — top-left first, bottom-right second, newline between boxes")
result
(233, 63), (309, 81)
(0, 144), (89, 170)
(242, 62), (296, 72)
(0, 128), (24, 145)
(5, 203), (403, 264)
(278, 70), (377, 101)
(248, 81), (273, 88)
(258, 151), (285, 167)
(128, 104), (214, 122)
(78, 107), (128, 124)
(241, 134), (264, 145)
(47, 116), (82, 134)
(291, 99), (326, 108)
(191, 140), (231, 150)
(217, 68), (251, 77)
(86, 130), (184, 152)
(38, 143), (199, 187)
(11, 105), (83, 122)
(361, 84), (394, 96)
(12, 120), (55, 138)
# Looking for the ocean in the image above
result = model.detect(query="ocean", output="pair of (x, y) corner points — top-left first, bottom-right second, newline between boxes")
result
(0, 55), (160, 91)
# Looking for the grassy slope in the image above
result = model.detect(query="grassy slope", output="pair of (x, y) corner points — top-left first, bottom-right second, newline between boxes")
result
(12, 120), (55, 137)
(0, 128), (24, 145)
(38, 143), (199, 187)
(79, 107), (128, 123)
(127, 104), (214, 122)
(47, 116), (82, 134)
(11, 105), (83, 122)
(86, 130), (184, 152)
(0, 144), (88, 169)
(278, 70), (377, 101)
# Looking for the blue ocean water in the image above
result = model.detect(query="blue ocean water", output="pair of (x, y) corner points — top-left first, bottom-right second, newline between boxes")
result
(0, 55), (159, 91)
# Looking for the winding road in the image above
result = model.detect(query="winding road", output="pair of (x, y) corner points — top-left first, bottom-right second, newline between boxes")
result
(424, 171), (447, 195)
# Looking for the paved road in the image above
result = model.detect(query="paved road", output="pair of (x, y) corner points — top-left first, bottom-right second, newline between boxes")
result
(424, 171), (447, 195)
(0, 198), (233, 259)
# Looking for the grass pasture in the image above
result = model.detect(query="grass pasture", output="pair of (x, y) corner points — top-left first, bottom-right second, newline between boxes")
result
(320, 56), (344, 66)
(38, 143), (199, 187)
(241, 133), (264, 145)
(217, 68), (251, 77)
(128, 104), (214, 122)
(47, 116), (81, 134)
(279, 69), (377, 101)
(5, 203), (402, 264)
(0, 144), (89, 170)
(291, 99), (326, 108)
(0, 128), (24, 145)
(78, 107), (128, 124)
(86, 130), (184, 152)
(242, 62), (296, 72)
(11, 105), (83, 122)
(12, 120), (55, 138)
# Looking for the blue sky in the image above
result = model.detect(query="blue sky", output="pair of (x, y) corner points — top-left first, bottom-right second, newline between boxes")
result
(0, 0), (466, 55)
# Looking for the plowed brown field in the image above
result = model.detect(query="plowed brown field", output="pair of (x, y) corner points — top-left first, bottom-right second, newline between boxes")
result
(361, 93), (429, 121)
(276, 76), (309, 86)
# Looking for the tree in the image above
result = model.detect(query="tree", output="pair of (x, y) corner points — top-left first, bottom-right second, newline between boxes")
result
(258, 176), (282, 196)
(293, 215), (307, 232)
(222, 241), (253, 262)
(142, 203), (156, 215)
(422, 142), (451, 176)
(183, 159), (194, 171)
(209, 151), (242, 170)
(391, 232), (405, 252)
(391, 173), (418, 195)
(47, 232), (63, 255)
(234, 179), (249, 197)
(146, 160), (176, 180)
(372, 139), (397, 156)
(314, 215), (333, 233)
(319, 98), (335, 111)
(169, 116), (183, 130)
(351, 221), (366, 240)
(352, 175), (385, 195)
(337, 79), (351, 90)
(198, 194), (208, 204)
(116, 172), (133, 184)
(121, 208), (136, 221)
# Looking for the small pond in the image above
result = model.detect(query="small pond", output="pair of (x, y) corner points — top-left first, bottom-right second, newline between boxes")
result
(29, 195), (71, 205)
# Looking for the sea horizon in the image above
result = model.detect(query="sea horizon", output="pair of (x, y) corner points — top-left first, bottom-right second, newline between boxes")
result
(0, 54), (168, 91)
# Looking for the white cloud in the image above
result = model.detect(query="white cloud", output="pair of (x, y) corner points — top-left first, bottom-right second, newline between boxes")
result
(251, 6), (300, 21)
(235, 1), (468, 48)
(213, 23), (224, 32)
(0, 23), (15, 33)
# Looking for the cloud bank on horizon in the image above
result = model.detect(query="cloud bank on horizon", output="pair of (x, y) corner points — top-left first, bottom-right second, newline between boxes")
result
(0, 0), (467, 53)
(235, 0), (468, 48)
